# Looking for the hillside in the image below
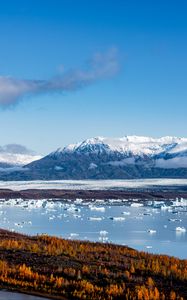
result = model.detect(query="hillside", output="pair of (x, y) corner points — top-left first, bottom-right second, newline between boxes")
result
(0, 229), (186, 299)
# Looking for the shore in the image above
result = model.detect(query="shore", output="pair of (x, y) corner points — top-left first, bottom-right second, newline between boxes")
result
(0, 188), (187, 201)
(0, 290), (57, 300)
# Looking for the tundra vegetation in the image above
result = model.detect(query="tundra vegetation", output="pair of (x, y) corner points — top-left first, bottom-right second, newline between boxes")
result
(0, 229), (186, 300)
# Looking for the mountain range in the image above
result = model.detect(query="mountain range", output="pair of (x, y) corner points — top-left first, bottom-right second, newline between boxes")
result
(1, 136), (187, 180)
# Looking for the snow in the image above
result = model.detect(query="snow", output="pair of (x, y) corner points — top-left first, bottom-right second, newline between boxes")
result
(88, 163), (98, 169)
(56, 135), (187, 157)
(1, 136), (187, 173)
(2, 136), (187, 171)
(50, 136), (187, 169)
(167, 141), (187, 154)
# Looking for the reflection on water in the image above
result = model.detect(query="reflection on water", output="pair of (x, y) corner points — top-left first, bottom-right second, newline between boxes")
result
(0, 291), (50, 300)
(0, 199), (186, 259)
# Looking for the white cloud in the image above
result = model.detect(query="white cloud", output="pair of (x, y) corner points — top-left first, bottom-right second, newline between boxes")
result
(156, 157), (187, 168)
(0, 48), (119, 107)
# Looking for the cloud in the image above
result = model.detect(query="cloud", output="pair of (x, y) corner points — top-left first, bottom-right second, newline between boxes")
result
(156, 157), (187, 169)
(0, 48), (119, 107)
(0, 166), (26, 173)
(0, 144), (35, 155)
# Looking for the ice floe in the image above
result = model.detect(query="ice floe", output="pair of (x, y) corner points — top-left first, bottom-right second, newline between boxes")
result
(147, 229), (156, 234)
(88, 217), (103, 221)
(175, 227), (186, 232)
(89, 206), (105, 212)
(131, 203), (143, 207)
(109, 216), (125, 221)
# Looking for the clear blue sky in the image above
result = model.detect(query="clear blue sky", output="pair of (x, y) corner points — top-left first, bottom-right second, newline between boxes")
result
(0, 0), (187, 154)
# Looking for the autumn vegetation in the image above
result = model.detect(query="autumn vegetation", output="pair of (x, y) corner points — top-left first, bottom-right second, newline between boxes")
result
(0, 229), (186, 299)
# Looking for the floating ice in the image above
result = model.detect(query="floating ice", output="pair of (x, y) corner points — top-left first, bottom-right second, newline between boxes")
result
(172, 198), (187, 207)
(67, 205), (81, 213)
(74, 198), (83, 204)
(70, 233), (79, 238)
(147, 229), (156, 234)
(99, 236), (108, 242)
(99, 230), (108, 236)
(122, 211), (130, 215)
(175, 227), (186, 232)
(131, 203), (143, 207)
(109, 217), (125, 221)
(89, 206), (105, 212)
(88, 217), (103, 221)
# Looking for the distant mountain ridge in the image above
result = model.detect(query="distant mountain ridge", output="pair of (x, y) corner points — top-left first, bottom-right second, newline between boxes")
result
(0, 144), (42, 171)
(54, 135), (187, 157)
(1, 135), (187, 180)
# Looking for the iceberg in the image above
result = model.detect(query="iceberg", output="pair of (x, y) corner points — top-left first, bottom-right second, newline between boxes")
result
(175, 227), (186, 232)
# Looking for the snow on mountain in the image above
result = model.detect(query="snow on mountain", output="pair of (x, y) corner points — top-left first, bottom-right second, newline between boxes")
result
(54, 136), (187, 159)
(47, 136), (187, 172)
(1, 136), (187, 180)
(0, 144), (42, 166)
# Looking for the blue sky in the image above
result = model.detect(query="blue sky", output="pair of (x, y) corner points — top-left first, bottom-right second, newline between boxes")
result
(0, 0), (187, 154)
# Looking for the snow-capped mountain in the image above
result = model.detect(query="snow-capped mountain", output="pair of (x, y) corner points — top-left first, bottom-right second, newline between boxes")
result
(55, 136), (187, 158)
(1, 136), (187, 180)
(0, 144), (42, 170)
(50, 136), (187, 169)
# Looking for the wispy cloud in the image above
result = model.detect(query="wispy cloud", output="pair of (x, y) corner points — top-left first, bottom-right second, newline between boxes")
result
(0, 48), (119, 107)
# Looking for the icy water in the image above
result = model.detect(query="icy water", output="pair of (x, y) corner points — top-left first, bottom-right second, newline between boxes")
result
(0, 199), (186, 259)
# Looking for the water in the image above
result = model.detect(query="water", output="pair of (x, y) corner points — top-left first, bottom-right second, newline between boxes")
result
(0, 291), (50, 299)
(0, 200), (186, 259)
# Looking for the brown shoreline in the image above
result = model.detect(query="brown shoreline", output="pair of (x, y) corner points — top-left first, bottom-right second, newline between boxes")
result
(0, 188), (187, 201)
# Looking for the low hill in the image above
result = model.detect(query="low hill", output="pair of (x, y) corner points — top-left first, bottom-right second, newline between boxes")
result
(0, 229), (186, 299)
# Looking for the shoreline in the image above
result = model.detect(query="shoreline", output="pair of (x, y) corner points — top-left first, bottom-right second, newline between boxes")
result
(0, 289), (63, 300)
(0, 188), (187, 201)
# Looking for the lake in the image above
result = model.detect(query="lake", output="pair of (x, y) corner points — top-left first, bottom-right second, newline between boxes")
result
(0, 196), (186, 259)
(0, 291), (50, 299)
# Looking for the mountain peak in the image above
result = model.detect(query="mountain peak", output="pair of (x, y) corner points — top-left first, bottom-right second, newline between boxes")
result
(54, 135), (187, 157)
(1, 135), (187, 180)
